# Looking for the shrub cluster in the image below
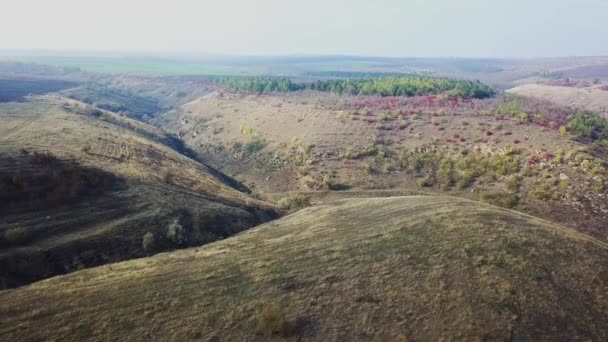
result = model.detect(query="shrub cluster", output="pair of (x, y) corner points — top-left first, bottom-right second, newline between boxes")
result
(568, 111), (608, 142)
(400, 146), (522, 190)
(480, 191), (519, 208)
(277, 194), (311, 210)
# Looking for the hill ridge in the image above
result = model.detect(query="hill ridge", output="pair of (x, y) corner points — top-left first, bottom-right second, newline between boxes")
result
(2, 195), (608, 340)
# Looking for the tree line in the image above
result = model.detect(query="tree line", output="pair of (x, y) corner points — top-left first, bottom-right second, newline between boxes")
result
(210, 76), (305, 93)
(211, 76), (495, 99)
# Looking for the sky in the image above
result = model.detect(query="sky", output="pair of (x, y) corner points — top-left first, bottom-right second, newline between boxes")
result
(1, 0), (607, 58)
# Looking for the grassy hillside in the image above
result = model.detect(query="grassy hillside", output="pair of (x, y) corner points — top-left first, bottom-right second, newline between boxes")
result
(157, 91), (608, 238)
(1, 196), (608, 340)
(507, 84), (608, 117)
(62, 75), (218, 121)
(0, 95), (278, 288)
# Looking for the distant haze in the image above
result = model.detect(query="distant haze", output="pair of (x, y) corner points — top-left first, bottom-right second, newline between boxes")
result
(1, 0), (607, 58)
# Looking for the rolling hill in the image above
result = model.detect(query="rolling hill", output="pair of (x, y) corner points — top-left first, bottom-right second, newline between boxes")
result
(155, 90), (608, 239)
(1, 195), (608, 340)
(0, 94), (278, 288)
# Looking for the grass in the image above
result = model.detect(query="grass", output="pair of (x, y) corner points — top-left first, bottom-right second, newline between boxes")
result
(2, 196), (608, 340)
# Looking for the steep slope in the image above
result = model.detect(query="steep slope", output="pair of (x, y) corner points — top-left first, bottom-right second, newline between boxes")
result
(0, 95), (278, 288)
(2, 196), (608, 340)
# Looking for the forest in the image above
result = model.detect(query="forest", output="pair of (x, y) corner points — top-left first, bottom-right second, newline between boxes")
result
(212, 75), (496, 98)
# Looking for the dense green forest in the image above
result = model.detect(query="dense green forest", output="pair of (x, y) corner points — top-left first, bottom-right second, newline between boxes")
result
(303, 71), (418, 78)
(211, 76), (305, 93)
(212, 76), (495, 98)
(308, 77), (495, 98)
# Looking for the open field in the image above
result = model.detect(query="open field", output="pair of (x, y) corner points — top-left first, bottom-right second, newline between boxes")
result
(2, 196), (608, 340)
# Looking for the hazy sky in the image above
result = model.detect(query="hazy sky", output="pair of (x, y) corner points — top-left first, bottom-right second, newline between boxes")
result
(1, 0), (607, 57)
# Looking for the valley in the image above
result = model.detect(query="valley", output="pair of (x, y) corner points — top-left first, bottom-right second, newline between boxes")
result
(1, 55), (608, 340)
(0, 94), (278, 288)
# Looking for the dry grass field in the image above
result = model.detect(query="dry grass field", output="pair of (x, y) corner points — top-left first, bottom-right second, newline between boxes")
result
(507, 84), (608, 116)
(2, 196), (608, 341)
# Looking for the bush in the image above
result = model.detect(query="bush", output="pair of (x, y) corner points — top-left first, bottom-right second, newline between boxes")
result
(142, 232), (155, 252)
(480, 191), (519, 208)
(361, 162), (374, 174)
(339, 139), (384, 160)
(162, 170), (174, 184)
(321, 175), (334, 189)
(506, 175), (521, 192)
(242, 136), (268, 155)
(568, 111), (608, 142)
(416, 176), (434, 187)
(283, 138), (312, 166)
(255, 304), (296, 337)
(277, 194), (310, 210)
(487, 154), (521, 176)
(457, 170), (476, 189)
(380, 112), (392, 121)
(239, 125), (255, 135)
(531, 183), (554, 201)
(436, 158), (455, 189)
(166, 219), (186, 245)
(3, 227), (30, 245)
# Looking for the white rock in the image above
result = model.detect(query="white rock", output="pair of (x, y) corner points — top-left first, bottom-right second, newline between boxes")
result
(559, 173), (569, 180)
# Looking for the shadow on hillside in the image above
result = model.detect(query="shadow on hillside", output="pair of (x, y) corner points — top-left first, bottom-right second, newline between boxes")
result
(0, 79), (78, 102)
(165, 133), (253, 193)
